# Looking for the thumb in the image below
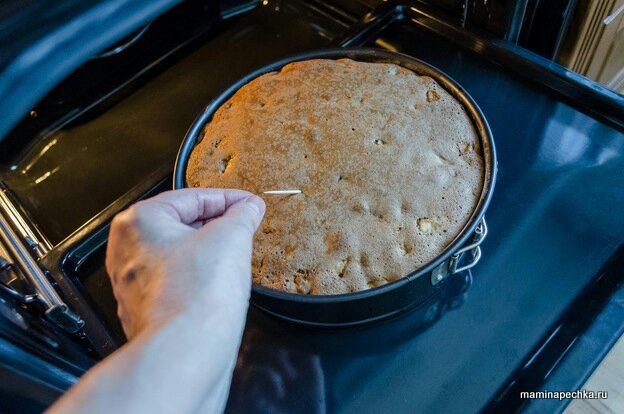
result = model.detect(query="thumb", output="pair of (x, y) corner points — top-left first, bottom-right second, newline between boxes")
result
(202, 195), (265, 236)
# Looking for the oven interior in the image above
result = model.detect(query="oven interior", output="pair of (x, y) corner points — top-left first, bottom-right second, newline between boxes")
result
(0, 1), (623, 413)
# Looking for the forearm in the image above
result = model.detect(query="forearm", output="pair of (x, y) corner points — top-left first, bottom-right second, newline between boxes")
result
(50, 189), (264, 414)
(47, 303), (247, 414)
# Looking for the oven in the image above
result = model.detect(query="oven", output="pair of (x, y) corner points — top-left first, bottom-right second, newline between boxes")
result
(0, 0), (623, 412)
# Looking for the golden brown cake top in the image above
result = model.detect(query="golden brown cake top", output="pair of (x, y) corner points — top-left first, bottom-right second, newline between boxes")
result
(187, 58), (484, 295)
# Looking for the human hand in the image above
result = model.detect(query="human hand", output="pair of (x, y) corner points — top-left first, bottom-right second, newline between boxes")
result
(47, 188), (265, 414)
(106, 188), (265, 339)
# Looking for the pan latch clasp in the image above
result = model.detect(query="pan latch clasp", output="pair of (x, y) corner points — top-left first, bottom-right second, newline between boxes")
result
(449, 219), (487, 274)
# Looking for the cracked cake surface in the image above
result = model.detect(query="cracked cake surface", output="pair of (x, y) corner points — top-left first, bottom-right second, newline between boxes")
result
(186, 58), (483, 295)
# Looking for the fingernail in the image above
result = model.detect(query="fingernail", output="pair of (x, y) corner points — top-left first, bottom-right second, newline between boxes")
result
(245, 195), (265, 216)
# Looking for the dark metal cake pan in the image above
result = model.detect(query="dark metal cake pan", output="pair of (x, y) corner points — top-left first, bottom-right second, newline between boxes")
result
(174, 47), (497, 328)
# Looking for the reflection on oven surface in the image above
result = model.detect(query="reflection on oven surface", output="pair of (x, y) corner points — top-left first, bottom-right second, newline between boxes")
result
(229, 272), (472, 413)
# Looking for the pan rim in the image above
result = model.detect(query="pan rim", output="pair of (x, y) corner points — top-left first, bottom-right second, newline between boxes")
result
(173, 46), (497, 304)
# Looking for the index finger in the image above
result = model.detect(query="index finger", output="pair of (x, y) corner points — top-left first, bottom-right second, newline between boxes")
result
(134, 188), (257, 225)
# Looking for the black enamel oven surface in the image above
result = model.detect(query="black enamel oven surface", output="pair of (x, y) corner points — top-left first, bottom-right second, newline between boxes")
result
(1, 1), (623, 413)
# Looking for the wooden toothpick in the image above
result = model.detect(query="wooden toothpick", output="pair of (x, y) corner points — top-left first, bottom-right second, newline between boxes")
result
(262, 189), (302, 195)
